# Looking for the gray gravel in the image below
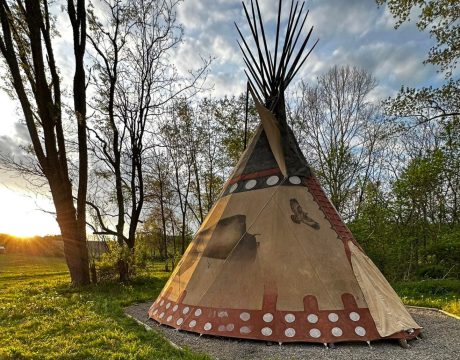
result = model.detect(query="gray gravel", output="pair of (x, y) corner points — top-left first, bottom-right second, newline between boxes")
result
(125, 301), (460, 360)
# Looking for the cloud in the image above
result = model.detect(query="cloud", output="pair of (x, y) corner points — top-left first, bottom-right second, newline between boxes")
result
(0, 0), (443, 145)
(170, 0), (440, 101)
(0, 133), (35, 170)
(0, 135), (19, 158)
(310, 0), (379, 38)
(13, 123), (30, 143)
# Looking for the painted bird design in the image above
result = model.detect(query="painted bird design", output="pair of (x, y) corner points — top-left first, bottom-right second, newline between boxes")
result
(290, 198), (320, 230)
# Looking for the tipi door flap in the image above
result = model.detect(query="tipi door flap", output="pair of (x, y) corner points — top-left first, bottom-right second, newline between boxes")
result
(349, 241), (421, 337)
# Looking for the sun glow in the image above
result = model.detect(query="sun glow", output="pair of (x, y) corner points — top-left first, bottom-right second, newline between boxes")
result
(0, 187), (60, 237)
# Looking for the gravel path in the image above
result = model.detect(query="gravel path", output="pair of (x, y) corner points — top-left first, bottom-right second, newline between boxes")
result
(125, 301), (460, 360)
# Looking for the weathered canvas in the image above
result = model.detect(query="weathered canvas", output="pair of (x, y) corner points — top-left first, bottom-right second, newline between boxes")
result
(148, 97), (422, 343)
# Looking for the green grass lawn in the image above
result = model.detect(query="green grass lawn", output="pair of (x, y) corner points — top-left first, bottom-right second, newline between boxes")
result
(0, 254), (459, 359)
(393, 280), (460, 316)
(0, 254), (209, 360)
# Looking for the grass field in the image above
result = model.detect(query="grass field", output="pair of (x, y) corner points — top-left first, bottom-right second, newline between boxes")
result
(0, 254), (208, 360)
(0, 254), (459, 359)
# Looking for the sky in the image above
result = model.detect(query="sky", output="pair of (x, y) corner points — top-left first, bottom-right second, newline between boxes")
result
(0, 0), (442, 237)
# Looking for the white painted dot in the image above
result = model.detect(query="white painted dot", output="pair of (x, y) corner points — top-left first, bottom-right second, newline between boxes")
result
(226, 323), (235, 331)
(289, 176), (301, 185)
(285, 328), (296, 337)
(349, 312), (360, 321)
(172, 305), (178, 312)
(307, 314), (318, 323)
(218, 311), (228, 318)
(204, 322), (212, 331)
(263, 313), (274, 322)
(176, 318), (184, 326)
(240, 326), (251, 334)
(240, 312), (251, 321)
(328, 313), (339, 322)
(160, 300), (164, 306)
(183, 306), (190, 315)
(355, 326), (366, 336)
(284, 313), (295, 323)
(331, 327), (343, 337)
(153, 309), (158, 315)
(194, 308), (202, 317)
(229, 183), (238, 193)
(261, 327), (273, 336)
(159, 312), (165, 319)
(167, 315), (173, 322)
(266, 175), (279, 186)
(189, 320), (196, 328)
(166, 302), (171, 309)
(245, 179), (257, 189)
(218, 325), (226, 331)
(309, 328), (321, 338)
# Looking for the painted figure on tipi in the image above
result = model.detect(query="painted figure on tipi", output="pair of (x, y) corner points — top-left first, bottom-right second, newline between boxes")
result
(149, 0), (422, 347)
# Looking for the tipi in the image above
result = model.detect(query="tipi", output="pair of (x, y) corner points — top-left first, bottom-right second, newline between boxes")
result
(149, 0), (422, 346)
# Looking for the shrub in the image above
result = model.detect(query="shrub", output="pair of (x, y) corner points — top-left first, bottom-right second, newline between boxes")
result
(95, 242), (135, 282)
(394, 279), (460, 297)
(416, 264), (449, 279)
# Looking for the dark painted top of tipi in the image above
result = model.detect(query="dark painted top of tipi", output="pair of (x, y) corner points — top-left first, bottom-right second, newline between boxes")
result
(239, 105), (311, 177)
(235, 0), (318, 178)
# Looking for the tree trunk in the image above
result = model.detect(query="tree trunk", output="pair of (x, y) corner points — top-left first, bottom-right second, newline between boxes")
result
(52, 179), (90, 285)
(181, 214), (187, 254)
(117, 258), (129, 282)
(0, 0), (90, 285)
(171, 220), (176, 269)
(158, 175), (169, 271)
(193, 159), (204, 223)
(90, 262), (97, 284)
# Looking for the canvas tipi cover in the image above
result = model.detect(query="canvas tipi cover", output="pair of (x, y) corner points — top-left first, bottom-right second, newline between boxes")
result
(148, 0), (421, 345)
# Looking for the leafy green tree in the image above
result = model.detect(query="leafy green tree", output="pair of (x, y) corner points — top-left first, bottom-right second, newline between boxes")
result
(349, 182), (398, 277)
(438, 117), (460, 223)
(377, 0), (459, 74)
(376, 0), (460, 124)
(214, 94), (258, 165)
(392, 148), (447, 277)
(422, 229), (460, 279)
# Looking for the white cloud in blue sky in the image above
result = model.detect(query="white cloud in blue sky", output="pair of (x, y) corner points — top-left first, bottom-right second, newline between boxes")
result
(172, 0), (439, 99)
(0, 0), (440, 139)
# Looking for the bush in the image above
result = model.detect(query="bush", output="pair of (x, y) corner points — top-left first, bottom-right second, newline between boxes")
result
(422, 229), (460, 279)
(416, 264), (449, 279)
(95, 242), (135, 282)
(394, 279), (460, 297)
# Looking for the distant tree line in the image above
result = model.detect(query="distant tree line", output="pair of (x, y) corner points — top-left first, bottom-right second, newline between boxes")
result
(0, 234), (64, 257)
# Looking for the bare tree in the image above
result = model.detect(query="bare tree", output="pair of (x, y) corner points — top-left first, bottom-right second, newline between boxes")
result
(145, 149), (175, 271)
(85, 0), (208, 278)
(291, 65), (386, 219)
(0, 0), (90, 284)
(188, 94), (257, 218)
(160, 102), (195, 254)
